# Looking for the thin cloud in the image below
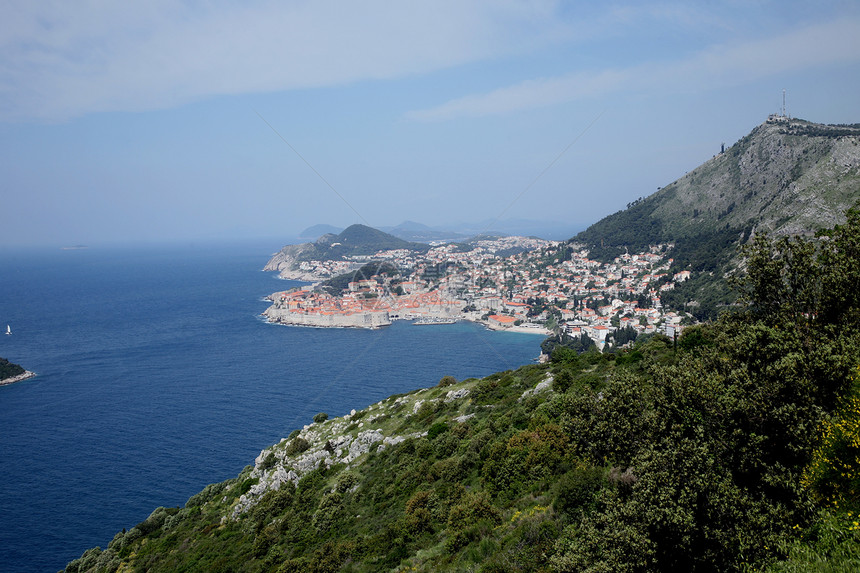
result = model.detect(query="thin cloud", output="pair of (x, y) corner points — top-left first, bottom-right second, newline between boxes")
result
(406, 18), (860, 121)
(0, 0), (562, 122)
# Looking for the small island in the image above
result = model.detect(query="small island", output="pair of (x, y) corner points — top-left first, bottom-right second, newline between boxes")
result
(0, 357), (35, 386)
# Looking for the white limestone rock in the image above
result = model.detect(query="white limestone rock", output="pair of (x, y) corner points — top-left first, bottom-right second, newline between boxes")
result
(520, 375), (553, 400)
(445, 388), (471, 402)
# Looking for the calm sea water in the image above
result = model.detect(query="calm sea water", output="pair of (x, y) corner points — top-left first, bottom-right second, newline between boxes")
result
(0, 242), (542, 572)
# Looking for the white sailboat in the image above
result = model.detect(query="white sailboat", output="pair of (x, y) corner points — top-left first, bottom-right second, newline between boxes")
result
(5, 325), (10, 335)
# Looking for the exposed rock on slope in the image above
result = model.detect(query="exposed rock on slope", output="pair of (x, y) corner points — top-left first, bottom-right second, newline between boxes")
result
(576, 118), (860, 254)
(655, 119), (860, 237)
(571, 118), (860, 319)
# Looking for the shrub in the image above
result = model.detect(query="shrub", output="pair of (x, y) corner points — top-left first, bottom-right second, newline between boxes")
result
(312, 491), (344, 533)
(445, 492), (503, 554)
(803, 372), (860, 507)
(404, 489), (438, 534)
(554, 465), (605, 520)
(432, 456), (466, 482)
(313, 412), (329, 424)
(438, 375), (458, 387)
(553, 370), (573, 393)
(260, 451), (277, 470)
(120, 527), (142, 550)
(472, 378), (500, 403)
(237, 477), (259, 496)
(428, 421), (449, 440)
(335, 471), (358, 493)
(286, 436), (311, 456)
(185, 481), (227, 508)
(136, 506), (173, 536)
(448, 492), (502, 531)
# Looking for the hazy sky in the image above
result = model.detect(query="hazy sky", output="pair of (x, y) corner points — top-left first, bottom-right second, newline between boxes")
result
(2, 1), (859, 247)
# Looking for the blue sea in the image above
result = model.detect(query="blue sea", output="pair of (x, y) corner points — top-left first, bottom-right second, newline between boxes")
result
(0, 242), (543, 572)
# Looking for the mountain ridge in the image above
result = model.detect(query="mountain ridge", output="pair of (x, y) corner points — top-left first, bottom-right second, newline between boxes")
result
(574, 117), (860, 255)
(570, 117), (860, 318)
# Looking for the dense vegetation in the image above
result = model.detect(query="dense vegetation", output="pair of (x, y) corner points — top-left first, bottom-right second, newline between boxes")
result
(0, 356), (25, 380)
(67, 212), (860, 572)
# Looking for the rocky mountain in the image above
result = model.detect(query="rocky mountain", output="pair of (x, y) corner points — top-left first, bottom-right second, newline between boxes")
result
(572, 117), (860, 318)
(577, 117), (860, 257)
(0, 356), (25, 380)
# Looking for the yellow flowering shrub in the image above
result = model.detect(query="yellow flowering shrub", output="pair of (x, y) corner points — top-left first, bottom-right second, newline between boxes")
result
(803, 367), (860, 507)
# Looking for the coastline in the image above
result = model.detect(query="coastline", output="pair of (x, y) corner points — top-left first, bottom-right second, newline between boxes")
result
(0, 371), (36, 387)
(481, 321), (553, 335)
(273, 269), (324, 282)
(264, 308), (553, 336)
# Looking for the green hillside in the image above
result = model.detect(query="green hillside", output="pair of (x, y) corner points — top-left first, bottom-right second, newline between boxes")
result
(265, 224), (430, 277)
(298, 224), (430, 261)
(66, 212), (860, 573)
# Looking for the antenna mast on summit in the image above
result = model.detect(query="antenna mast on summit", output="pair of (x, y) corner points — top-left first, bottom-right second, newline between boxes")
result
(782, 89), (787, 118)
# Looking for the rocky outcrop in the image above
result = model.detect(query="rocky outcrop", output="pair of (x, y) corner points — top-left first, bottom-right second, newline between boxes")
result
(263, 242), (324, 279)
(231, 414), (424, 518)
(520, 374), (553, 400)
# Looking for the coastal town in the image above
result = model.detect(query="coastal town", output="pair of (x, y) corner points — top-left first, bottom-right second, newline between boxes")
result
(264, 234), (692, 350)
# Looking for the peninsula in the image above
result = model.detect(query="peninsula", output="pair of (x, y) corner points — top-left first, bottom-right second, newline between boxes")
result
(263, 229), (684, 344)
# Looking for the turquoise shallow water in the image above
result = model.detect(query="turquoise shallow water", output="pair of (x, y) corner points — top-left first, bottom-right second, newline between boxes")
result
(0, 242), (542, 572)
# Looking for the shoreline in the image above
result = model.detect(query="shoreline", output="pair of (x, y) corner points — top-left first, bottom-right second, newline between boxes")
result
(481, 321), (553, 335)
(0, 371), (36, 387)
(264, 311), (553, 336)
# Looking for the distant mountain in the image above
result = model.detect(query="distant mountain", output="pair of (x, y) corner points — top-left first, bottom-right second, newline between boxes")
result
(297, 224), (344, 242)
(297, 219), (578, 244)
(324, 224), (430, 254)
(380, 221), (468, 243)
(264, 224), (430, 278)
(477, 219), (582, 241)
(435, 219), (581, 241)
(571, 117), (860, 317)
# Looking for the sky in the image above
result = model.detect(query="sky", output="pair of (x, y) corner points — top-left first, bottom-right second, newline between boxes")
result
(1, 1), (859, 247)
